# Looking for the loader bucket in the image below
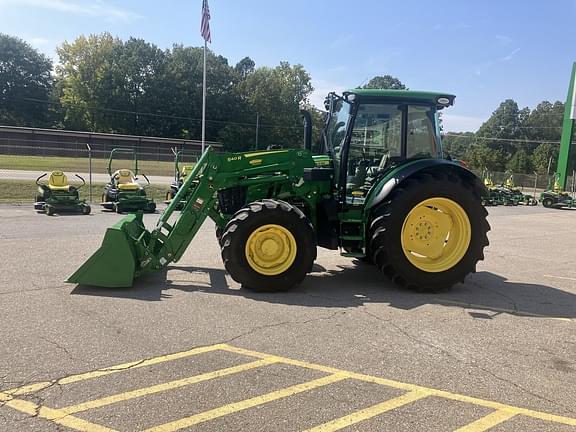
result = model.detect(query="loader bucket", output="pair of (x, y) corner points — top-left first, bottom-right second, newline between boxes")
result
(67, 213), (147, 288)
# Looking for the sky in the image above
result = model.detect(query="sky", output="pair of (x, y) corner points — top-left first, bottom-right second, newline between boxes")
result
(1, 0), (575, 132)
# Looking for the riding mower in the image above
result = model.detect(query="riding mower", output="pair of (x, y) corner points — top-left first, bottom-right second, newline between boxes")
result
(540, 175), (576, 208)
(503, 175), (537, 206)
(34, 171), (91, 215)
(482, 173), (518, 206)
(100, 148), (156, 213)
(165, 150), (197, 210)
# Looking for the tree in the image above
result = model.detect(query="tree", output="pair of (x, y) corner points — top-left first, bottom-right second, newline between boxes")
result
(507, 149), (533, 173)
(55, 33), (120, 130)
(0, 34), (53, 126)
(442, 132), (475, 161)
(238, 61), (313, 149)
(465, 144), (507, 172)
(523, 101), (564, 142)
(532, 143), (558, 175)
(361, 75), (406, 90)
(234, 57), (255, 79)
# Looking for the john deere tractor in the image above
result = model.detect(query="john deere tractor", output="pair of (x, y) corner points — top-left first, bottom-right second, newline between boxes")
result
(69, 89), (490, 292)
(100, 148), (156, 213)
(34, 171), (91, 215)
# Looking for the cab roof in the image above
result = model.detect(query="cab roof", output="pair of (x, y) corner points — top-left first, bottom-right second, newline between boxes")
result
(344, 89), (456, 109)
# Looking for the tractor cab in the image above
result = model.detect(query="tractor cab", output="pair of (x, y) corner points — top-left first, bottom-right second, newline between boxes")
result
(322, 90), (453, 207)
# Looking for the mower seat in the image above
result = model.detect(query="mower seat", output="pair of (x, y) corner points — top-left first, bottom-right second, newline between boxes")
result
(113, 169), (140, 190)
(181, 165), (193, 178)
(48, 171), (71, 191)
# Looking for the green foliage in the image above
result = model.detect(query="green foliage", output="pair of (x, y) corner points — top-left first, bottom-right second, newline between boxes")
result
(361, 75), (407, 90)
(442, 132), (474, 161)
(0, 34), (53, 126)
(506, 148), (533, 173)
(465, 144), (507, 172)
(532, 143), (558, 174)
(52, 33), (313, 152)
(2, 32), (571, 172)
(237, 61), (313, 149)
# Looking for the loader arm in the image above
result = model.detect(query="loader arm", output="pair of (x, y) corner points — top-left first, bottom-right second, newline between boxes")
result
(68, 146), (323, 287)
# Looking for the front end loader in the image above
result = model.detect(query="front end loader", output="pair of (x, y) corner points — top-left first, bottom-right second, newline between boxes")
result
(69, 89), (489, 292)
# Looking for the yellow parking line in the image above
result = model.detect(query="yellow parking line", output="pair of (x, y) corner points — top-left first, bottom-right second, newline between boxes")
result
(303, 390), (430, 431)
(143, 373), (349, 432)
(4, 397), (118, 432)
(454, 410), (517, 431)
(219, 344), (576, 427)
(6, 344), (226, 396)
(60, 357), (278, 414)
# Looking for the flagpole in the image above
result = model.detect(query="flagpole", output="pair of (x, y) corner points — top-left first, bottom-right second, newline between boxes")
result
(201, 39), (207, 154)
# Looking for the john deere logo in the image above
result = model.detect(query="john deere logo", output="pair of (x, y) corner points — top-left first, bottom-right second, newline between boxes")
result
(249, 159), (263, 165)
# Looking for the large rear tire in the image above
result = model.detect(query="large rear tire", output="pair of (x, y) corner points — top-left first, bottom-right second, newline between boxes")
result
(221, 199), (316, 292)
(369, 172), (489, 292)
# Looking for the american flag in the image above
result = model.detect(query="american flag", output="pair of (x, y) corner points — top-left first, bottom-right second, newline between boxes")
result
(201, 0), (211, 43)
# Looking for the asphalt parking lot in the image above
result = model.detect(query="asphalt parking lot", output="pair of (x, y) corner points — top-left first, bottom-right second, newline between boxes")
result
(1, 204), (575, 431)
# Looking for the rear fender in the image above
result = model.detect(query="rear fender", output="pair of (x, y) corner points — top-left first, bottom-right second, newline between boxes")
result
(365, 159), (485, 211)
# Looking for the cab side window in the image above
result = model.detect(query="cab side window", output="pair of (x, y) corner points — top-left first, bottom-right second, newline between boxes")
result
(406, 105), (437, 159)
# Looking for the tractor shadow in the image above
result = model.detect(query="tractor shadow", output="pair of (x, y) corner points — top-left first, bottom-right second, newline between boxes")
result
(72, 262), (576, 321)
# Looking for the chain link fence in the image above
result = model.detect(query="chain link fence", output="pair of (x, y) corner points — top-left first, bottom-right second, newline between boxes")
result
(0, 126), (215, 203)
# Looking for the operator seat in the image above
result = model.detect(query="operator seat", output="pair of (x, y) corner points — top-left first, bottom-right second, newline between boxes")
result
(181, 165), (193, 178)
(113, 169), (140, 190)
(48, 171), (71, 191)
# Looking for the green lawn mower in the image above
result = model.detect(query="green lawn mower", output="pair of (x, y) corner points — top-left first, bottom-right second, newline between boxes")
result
(540, 179), (575, 209)
(34, 171), (91, 216)
(480, 178), (501, 206)
(502, 176), (537, 206)
(165, 150), (197, 210)
(100, 148), (156, 213)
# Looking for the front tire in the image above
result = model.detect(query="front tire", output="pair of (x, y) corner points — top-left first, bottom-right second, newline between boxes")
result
(221, 199), (316, 292)
(369, 172), (490, 292)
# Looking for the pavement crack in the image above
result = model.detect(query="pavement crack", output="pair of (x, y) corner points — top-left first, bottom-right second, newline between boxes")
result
(360, 307), (576, 415)
(38, 336), (88, 367)
(222, 310), (348, 344)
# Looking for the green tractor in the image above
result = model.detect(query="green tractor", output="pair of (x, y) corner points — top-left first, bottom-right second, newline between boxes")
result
(69, 89), (490, 292)
(165, 150), (197, 210)
(34, 171), (91, 216)
(100, 148), (156, 214)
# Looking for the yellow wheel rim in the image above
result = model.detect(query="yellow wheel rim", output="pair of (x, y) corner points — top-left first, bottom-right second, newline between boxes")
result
(245, 224), (297, 276)
(401, 197), (471, 273)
